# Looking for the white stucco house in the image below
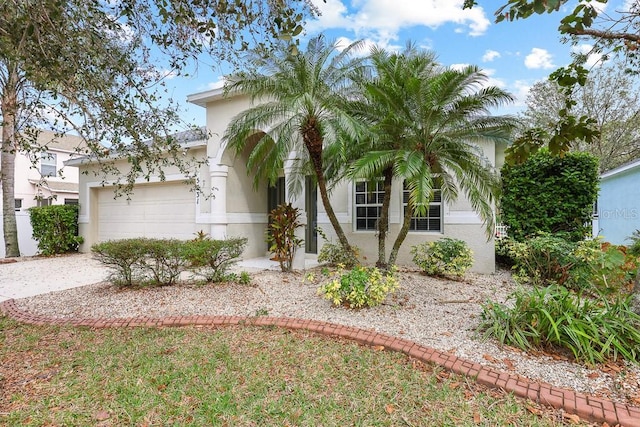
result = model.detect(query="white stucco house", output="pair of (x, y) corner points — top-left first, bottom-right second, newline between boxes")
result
(73, 88), (506, 273)
(0, 130), (86, 257)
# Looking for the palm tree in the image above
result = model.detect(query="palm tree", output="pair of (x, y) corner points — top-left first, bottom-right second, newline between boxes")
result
(222, 35), (366, 256)
(348, 46), (518, 267)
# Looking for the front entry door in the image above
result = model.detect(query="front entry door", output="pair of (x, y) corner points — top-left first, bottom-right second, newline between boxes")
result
(267, 177), (286, 250)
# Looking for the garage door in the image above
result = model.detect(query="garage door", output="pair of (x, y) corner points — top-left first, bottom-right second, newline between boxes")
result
(97, 182), (197, 241)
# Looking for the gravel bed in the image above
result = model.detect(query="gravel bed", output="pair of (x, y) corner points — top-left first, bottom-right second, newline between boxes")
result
(12, 266), (640, 406)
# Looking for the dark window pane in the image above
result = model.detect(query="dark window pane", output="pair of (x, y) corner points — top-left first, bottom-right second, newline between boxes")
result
(355, 182), (365, 192)
(357, 219), (367, 230)
(367, 206), (378, 217)
(429, 219), (441, 231)
(367, 219), (377, 230)
(356, 194), (365, 204)
(356, 207), (366, 217)
(429, 205), (441, 217)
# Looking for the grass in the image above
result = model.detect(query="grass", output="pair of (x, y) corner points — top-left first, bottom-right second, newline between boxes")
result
(0, 316), (588, 426)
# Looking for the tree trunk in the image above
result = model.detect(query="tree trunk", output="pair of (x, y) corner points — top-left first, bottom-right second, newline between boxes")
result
(302, 123), (354, 257)
(1, 67), (21, 257)
(388, 198), (414, 266)
(376, 167), (393, 269)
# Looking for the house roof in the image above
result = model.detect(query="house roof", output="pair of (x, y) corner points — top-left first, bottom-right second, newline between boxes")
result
(600, 158), (640, 180)
(64, 126), (208, 167)
(0, 129), (88, 154)
(186, 87), (226, 107)
(28, 179), (79, 194)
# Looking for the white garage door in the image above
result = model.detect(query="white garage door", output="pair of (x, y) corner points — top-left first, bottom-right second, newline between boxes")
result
(97, 182), (197, 241)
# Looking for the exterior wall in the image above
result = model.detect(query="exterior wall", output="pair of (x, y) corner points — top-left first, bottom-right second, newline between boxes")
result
(597, 165), (640, 244)
(77, 147), (208, 251)
(188, 89), (501, 274)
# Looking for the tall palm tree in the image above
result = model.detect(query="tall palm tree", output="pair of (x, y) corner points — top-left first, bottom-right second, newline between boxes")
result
(223, 35), (366, 256)
(349, 46), (518, 267)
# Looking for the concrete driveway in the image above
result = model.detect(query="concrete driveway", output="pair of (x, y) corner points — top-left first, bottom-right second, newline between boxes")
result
(0, 254), (106, 302)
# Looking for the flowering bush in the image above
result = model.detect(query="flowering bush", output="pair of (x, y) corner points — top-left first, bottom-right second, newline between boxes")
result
(411, 238), (473, 278)
(317, 265), (399, 308)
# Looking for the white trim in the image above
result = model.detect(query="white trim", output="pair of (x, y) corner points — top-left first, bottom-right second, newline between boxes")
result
(601, 159), (640, 180)
(186, 87), (226, 107)
(317, 212), (351, 224)
(444, 211), (483, 225)
(195, 212), (268, 224)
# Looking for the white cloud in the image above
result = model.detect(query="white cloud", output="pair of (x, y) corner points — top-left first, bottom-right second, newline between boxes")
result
(511, 80), (534, 108)
(524, 48), (555, 69)
(308, 0), (492, 48)
(207, 76), (225, 90)
(449, 63), (470, 71)
(482, 50), (501, 62)
(582, 0), (607, 14)
(572, 43), (605, 68)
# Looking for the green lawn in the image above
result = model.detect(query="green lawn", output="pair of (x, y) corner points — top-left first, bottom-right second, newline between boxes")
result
(0, 316), (586, 426)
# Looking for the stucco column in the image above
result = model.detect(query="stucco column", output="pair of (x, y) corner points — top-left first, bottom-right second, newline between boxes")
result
(284, 154), (307, 270)
(209, 164), (228, 239)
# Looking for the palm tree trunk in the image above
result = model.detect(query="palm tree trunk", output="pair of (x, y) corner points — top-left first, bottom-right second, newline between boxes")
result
(1, 67), (21, 257)
(303, 128), (354, 257)
(388, 199), (414, 266)
(376, 167), (393, 269)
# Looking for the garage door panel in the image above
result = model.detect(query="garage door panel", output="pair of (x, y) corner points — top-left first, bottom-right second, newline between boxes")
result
(97, 183), (196, 242)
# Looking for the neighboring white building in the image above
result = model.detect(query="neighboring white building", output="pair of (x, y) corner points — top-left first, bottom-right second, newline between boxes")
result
(0, 130), (86, 256)
(73, 89), (506, 273)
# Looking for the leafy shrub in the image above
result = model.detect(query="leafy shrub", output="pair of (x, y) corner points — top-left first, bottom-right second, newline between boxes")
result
(500, 150), (599, 242)
(318, 265), (399, 308)
(506, 233), (581, 286)
(183, 237), (247, 282)
(29, 205), (84, 255)
(267, 203), (303, 272)
(411, 238), (473, 278)
(626, 230), (640, 257)
(479, 285), (640, 365)
(138, 239), (188, 286)
(506, 234), (639, 295)
(91, 237), (247, 287)
(316, 227), (360, 267)
(91, 238), (148, 287)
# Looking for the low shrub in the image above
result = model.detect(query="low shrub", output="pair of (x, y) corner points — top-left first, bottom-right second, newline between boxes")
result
(317, 265), (399, 308)
(91, 238), (148, 286)
(183, 237), (247, 282)
(91, 237), (247, 287)
(479, 285), (640, 365)
(317, 242), (360, 268)
(626, 230), (640, 257)
(506, 233), (581, 286)
(138, 239), (188, 286)
(506, 234), (639, 295)
(411, 238), (473, 278)
(267, 203), (303, 272)
(29, 205), (84, 256)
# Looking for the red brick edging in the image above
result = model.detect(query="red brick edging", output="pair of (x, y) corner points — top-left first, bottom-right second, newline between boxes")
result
(2, 299), (639, 426)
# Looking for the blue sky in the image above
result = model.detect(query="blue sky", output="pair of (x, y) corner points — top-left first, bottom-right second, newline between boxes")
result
(169, 0), (628, 127)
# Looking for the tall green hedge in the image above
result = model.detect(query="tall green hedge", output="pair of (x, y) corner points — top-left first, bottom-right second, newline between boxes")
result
(29, 204), (84, 255)
(500, 150), (599, 242)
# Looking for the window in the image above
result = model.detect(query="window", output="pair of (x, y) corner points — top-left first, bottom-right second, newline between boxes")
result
(64, 198), (79, 205)
(41, 152), (57, 177)
(354, 181), (385, 231)
(403, 181), (442, 232)
(14, 199), (22, 211)
(37, 198), (52, 207)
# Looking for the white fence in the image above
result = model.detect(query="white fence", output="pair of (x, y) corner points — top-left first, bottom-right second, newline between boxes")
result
(0, 211), (39, 257)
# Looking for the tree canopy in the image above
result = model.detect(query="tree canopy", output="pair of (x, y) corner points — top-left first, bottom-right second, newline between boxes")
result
(0, 0), (318, 256)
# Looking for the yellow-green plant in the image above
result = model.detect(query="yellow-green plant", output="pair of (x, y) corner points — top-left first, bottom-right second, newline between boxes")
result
(411, 238), (473, 278)
(318, 265), (399, 308)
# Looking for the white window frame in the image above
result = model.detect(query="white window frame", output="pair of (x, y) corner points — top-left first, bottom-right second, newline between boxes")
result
(41, 152), (57, 177)
(353, 180), (385, 231)
(402, 180), (443, 233)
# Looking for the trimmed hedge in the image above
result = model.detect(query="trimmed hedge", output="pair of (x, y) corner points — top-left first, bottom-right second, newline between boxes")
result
(29, 204), (83, 256)
(500, 150), (599, 242)
(91, 237), (247, 287)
